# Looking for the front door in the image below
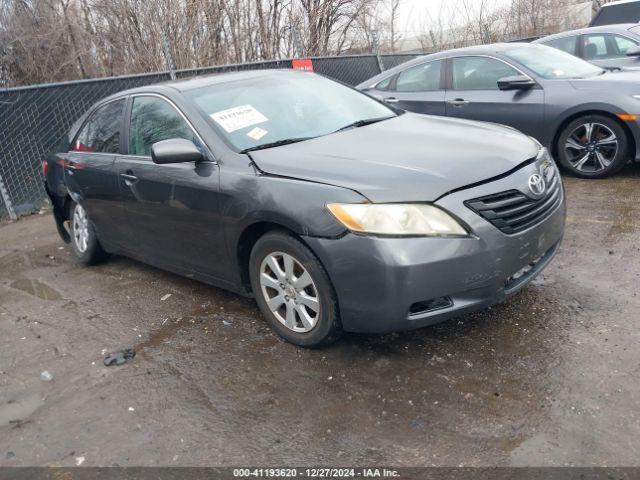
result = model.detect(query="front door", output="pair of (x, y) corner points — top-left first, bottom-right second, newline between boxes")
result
(445, 56), (544, 138)
(117, 95), (224, 279)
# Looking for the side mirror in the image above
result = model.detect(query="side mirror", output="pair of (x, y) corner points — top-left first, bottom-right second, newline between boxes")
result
(497, 75), (536, 91)
(626, 45), (640, 57)
(151, 138), (203, 164)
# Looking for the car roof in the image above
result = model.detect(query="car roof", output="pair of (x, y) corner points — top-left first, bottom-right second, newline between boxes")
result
(421, 42), (533, 59)
(357, 42), (538, 88)
(97, 69), (307, 103)
(394, 42), (536, 67)
(534, 24), (640, 41)
(160, 69), (300, 92)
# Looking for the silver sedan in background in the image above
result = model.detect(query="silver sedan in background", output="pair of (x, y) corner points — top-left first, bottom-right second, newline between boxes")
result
(358, 43), (640, 178)
(533, 24), (640, 71)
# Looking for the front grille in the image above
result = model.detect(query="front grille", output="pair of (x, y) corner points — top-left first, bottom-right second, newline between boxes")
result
(465, 163), (562, 235)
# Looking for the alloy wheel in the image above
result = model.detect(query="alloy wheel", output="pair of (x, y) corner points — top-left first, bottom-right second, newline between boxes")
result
(72, 204), (90, 253)
(259, 251), (320, 333)
(564, 122), (618, 173)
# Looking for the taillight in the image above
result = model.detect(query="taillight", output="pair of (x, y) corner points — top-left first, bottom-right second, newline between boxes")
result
(42, 160), (49, 178)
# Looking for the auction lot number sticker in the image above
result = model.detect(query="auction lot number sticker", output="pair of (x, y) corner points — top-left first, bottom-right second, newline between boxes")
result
(211, 105), (268, 133)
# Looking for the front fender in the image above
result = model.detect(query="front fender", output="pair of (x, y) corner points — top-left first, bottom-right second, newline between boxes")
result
(219, 169), (366, 290)
(223, 173), (365, 246)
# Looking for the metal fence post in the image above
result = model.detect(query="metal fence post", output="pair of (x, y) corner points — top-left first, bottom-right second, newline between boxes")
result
(0, 173), (17, 221)
(371, 29), (384, 73)
(161, 32), (177, 80)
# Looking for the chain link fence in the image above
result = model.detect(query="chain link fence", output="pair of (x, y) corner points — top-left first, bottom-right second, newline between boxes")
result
(0, 53), (419, 221)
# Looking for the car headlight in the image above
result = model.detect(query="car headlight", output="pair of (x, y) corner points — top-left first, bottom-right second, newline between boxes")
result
(327, 203), (467, 236)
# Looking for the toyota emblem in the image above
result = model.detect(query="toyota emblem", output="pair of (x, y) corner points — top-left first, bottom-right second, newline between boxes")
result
(528, 173), (546, 196)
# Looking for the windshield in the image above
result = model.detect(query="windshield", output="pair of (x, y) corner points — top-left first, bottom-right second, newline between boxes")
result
(505, 45), (605, 79)
(186, 72), (396, 152)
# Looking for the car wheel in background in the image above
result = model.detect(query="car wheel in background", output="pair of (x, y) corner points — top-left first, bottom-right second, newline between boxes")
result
(249, 231), (343, 347)
(557, 114), (629, 179)
(69, 201), (109, 264)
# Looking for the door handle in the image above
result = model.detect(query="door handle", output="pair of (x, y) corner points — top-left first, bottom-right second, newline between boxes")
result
(120, 173), (138, 185)
(447, 98), (470, 107)
(384, 97), (399, 103)
(64, 159), (78, 171)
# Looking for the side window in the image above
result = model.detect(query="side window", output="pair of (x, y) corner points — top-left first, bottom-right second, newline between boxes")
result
(72, 100), (125, 153)
(452, 57), (519, 91)
(129, 96), (197, 157)
(394, 61), (442, 92)
(613, 35), (638, 55)
(542, 36), (578, 56)
(582, 34), (612, 59)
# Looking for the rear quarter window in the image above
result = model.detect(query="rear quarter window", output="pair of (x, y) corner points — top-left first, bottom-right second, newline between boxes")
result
(375, 77), (393, 90)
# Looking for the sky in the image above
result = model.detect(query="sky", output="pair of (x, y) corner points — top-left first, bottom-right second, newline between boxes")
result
(396, 0), (512, 36)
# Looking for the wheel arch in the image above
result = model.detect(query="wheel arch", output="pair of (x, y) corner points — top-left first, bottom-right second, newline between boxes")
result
(236, 221), (310, 295)
(551, 109), (635, 160)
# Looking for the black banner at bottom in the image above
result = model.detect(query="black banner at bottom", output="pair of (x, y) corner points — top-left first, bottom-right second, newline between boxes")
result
(1, 467), (639, 480)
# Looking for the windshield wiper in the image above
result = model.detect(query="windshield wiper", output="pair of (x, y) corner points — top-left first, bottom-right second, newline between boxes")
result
(240, 137), (314, 153)
(333, 116), (394, 133)
(239, 116), (394, 153)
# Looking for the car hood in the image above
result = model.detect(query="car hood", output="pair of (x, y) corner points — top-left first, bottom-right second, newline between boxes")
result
(570, 70), (640, 90)
(249, 113), (539, 202)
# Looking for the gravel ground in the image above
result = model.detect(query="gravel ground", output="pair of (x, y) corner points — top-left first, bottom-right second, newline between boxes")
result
(0, 169), (639, 467)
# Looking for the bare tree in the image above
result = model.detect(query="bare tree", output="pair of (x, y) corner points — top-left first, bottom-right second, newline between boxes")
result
(386, 0), (402, 52)
(0, 0), (600, 87)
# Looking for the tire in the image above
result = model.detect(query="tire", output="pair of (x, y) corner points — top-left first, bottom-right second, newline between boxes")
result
(556, 114), (630, 179)
(249, 231), (343, 347)
(69, 201), (109, 265)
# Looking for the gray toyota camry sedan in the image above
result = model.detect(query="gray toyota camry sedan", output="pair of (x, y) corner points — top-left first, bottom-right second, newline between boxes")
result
(44, 70), (565, 347)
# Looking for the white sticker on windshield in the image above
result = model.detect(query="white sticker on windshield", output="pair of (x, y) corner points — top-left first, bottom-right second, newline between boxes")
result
(210, 105), (268, 133)
(247, 127), (268, 141)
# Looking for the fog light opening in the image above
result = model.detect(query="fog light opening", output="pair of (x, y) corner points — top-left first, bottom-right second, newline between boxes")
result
(408, 297), (453, 318)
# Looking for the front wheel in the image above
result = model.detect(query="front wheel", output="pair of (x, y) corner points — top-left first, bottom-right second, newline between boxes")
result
(69, 201), (109, 264)
(556, 114), (630, 178)
(249, 231), (342, 347)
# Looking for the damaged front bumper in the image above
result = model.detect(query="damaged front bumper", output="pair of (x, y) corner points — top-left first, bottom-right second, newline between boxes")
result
(304, 161), (566, 334)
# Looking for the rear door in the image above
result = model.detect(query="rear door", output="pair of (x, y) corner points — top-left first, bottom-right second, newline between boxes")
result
(116, 94), (224, 278)
(381, 60), (446, 115)
(444, 55), (544, 137)
(64, 98), (126, 247)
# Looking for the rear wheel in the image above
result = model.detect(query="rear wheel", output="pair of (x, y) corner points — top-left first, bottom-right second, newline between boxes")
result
(249, 231), (342, 347)
(556, 114), (629, 178)
(69, 202), (109, 264)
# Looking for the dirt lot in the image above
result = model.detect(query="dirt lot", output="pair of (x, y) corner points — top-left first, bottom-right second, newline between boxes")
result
(1, 169), (639, 467)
